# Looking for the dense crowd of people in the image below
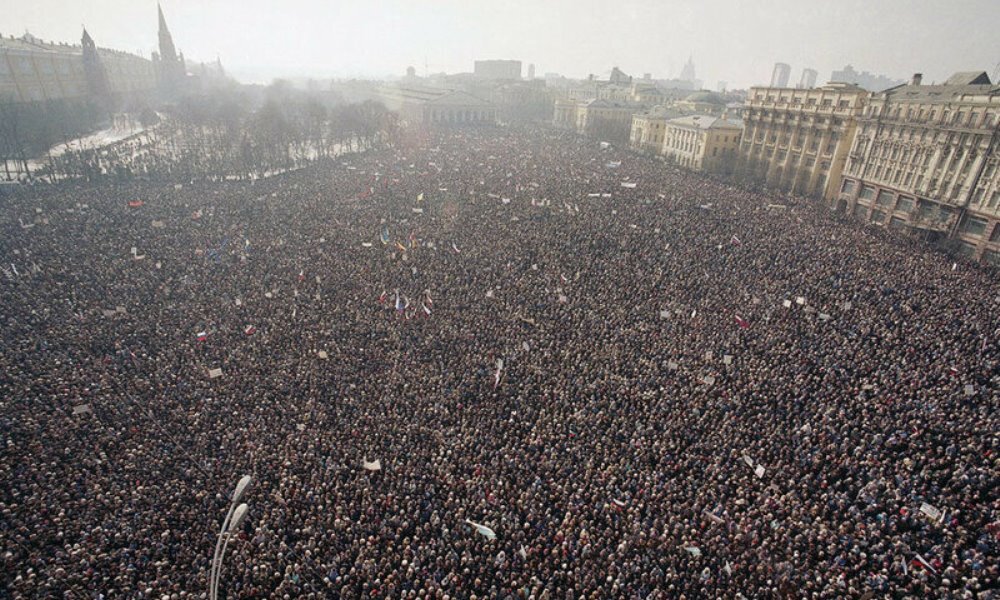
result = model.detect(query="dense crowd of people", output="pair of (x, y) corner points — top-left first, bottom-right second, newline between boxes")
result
(1, 125), (997, 598)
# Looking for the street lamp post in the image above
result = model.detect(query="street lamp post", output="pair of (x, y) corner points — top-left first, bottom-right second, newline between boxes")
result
(210, 475), (251, 600)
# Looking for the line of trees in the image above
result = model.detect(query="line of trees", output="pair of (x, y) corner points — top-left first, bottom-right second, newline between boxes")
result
(21, 81), (402, 182)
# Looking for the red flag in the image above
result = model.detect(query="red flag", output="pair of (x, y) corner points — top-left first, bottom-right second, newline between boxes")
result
(735, 314), (750, 329)
(244, 325), (256, 336)
(196, 331), (208, 342)
(127, 200), (144, 208)
(378, 290), (388, 305)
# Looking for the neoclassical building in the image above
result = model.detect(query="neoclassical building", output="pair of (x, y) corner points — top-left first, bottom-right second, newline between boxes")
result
(661, 115), (742, 173)
(376, 86), (497, 126)
(837, 72), (1000, 263)
(737, 82), (869, 200)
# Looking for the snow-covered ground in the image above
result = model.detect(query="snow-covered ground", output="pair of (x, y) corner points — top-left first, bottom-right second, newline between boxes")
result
(23, 119), (151, 175)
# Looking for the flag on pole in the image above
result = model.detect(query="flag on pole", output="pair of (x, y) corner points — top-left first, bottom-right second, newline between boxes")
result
(244, 325), (256, 336)
(421, 302), (431, 316)
(465, 519), (497, 540)
(913, 554), (938, 576)
(451, 242), (461, 254)
(380, 226), (390, 245)
(735, 314), (750, 329)
(493, 359), (504, 389)
(378, 290), (388, 305)
(396, 241), (408, 252)
(730, 234), (742, 246)
(196, 331), (208, 342)
(362, 458), (382, 471)
(416, 192), (424, 203)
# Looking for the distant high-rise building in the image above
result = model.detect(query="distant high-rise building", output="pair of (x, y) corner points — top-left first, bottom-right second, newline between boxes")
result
(770, 63), (791, 87)
(527, 64), (535, 80)
(799, 68), (818, 89)
(474, 60), (521, 80)
(830, 64), (905, 92)
(679, 56), (696, 82)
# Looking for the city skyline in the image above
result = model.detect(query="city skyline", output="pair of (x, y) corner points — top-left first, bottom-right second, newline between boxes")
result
(1, 0), (997, 88)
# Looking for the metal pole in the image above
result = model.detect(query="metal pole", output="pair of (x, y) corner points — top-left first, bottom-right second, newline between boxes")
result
(209, 503), (236, 600)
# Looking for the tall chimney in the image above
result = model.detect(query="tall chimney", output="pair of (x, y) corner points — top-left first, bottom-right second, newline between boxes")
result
(911, 73), (922, 86)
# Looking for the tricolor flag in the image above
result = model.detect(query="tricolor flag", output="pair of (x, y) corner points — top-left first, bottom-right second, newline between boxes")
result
(298, 270), (305, 282)
(244, 325), (256, 336)
(730, 234), (742, 246)
(127, 200), (144, 208)
(735, 314), (750, 329)
(378, 290), (388, 305)
(611, 498), (627, 511)
(196, 331), (208, 342)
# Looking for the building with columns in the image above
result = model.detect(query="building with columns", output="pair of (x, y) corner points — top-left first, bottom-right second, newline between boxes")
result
(737, 82), (868, 200)
(661, 114), (742, 173)
(836, 71), (1000, 264)
(629, 106), (683, 153)
(376, 85), (496, 126)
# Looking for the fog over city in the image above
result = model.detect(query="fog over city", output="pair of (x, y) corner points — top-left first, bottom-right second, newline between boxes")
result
(1, 1), (998, 599)
(4, 0), (998, 86)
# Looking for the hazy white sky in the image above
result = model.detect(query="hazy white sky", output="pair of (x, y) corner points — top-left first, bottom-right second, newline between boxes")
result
(2, 0), (997, 88)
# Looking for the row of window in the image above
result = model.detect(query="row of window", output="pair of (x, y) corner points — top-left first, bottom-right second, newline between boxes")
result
(866, 103), (997, 130)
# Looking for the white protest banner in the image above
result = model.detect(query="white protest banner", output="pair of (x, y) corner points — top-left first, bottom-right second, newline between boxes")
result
(659, 309), (670, 319)
(685, 547), (702, 557)
(703, 510), (724, 525)
(620, 182), (637, 189)
(723, 355), (733, 365)
(465, 519), (497, 540)
(919, 502), (943, 522)
(362, 458), (382, 471)
(208, 368), (223, 379)
(782, 300), (792, 308)
(102, 309), (116, 318)
(72, 403), (93, 415)
(742, 455), (754, 468)
(667, 360), (679, 371)
(704, 351), (713, 361)
(115, 306), (126, 314)
(796, 296), (806, 305)
(754, 465), (765, 478)
(317, 350), (329, 360)
(701, 375), (716, 386)
(963, 384), (975, 397)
